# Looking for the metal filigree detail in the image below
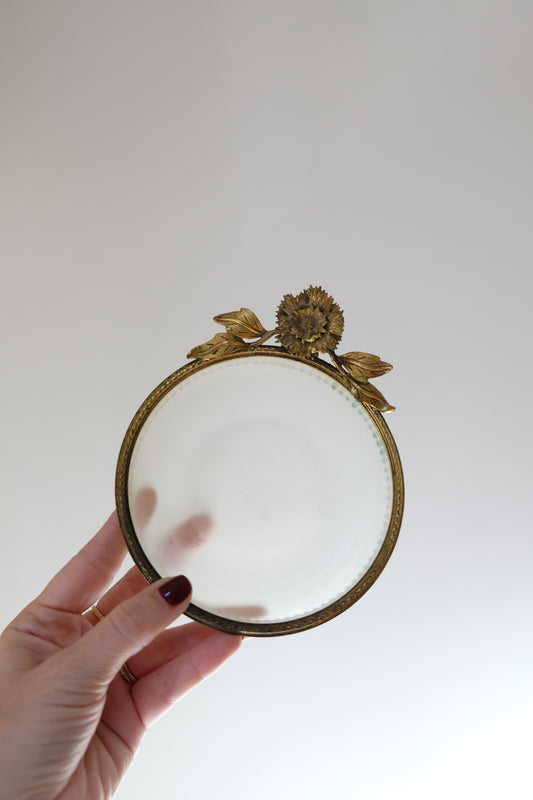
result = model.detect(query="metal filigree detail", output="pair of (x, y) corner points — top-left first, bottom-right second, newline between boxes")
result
(186, 308), (276, 361)
(276, 286), (344, 357)
(186, 285), (395, 412)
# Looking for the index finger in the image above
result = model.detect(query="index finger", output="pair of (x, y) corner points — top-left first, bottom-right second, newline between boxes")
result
(38, 511), (127, 613)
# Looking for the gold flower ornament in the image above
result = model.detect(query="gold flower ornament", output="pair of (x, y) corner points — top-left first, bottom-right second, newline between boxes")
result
(187, 285), (394, 412)
(276, 286), (344, 357)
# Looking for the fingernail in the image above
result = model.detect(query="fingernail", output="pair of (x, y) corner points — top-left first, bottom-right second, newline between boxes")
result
(158, 575), (192, 606)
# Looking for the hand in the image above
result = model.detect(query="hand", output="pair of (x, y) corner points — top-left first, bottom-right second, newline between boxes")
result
(0, 512), (241, 800)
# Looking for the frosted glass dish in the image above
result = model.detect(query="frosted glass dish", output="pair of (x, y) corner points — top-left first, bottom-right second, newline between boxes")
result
(116, 349), (403, 636)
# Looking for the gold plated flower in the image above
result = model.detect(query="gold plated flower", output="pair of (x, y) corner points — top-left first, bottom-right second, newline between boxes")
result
(276, 286), (344, 357)
(186, 285), (394, 412)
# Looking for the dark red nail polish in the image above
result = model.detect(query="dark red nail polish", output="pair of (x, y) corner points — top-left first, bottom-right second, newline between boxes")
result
(158, 575), (192, 606)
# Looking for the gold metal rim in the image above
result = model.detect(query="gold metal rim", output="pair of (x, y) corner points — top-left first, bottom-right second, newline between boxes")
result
(115, 347), (404, 637)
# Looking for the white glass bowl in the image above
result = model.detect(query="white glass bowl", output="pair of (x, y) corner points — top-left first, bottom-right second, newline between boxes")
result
(116, 349), (403, 636)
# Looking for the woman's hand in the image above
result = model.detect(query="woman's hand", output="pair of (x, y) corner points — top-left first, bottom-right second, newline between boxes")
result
(0, 512), (241, 800)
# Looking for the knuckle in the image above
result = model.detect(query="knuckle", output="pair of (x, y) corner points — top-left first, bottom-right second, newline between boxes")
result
(107, 603), (146, 650)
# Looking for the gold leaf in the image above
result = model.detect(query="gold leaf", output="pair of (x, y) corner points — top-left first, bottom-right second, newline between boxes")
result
(352, 380), (395, 413)
(187, 332), (246, 361)
(213, 308), (266, 339)
(339, 352), (393, 382)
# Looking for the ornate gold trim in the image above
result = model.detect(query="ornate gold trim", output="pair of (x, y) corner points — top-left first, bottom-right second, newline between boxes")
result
(186, 286), (395, 412)
(115, 346), (404, 637)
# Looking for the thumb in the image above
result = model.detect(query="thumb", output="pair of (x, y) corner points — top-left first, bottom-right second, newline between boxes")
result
(62, 575), (192, 688)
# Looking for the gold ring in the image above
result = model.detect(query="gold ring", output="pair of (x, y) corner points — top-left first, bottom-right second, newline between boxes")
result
(91, 604), (105, 621)
(120, 662), (138, 686)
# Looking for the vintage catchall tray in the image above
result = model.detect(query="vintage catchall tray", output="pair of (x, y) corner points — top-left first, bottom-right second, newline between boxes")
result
(115, 286), (404, 636)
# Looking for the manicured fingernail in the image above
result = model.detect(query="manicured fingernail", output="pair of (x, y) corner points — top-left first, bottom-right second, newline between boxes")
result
(158, 575), (192, 606)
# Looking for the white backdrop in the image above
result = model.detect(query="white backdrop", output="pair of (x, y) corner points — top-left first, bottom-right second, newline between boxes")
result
(1, 3), (532, 799)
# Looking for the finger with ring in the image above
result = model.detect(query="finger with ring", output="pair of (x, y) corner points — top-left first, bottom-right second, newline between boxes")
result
(90, 602), (139, 686)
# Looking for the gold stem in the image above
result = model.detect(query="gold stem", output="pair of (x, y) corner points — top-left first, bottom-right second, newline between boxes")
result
(329, 349), (345, 375)
(329, 350), (355, 390)
(253, 329), (277, 347)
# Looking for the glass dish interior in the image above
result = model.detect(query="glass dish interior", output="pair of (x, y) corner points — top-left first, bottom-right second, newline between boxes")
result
(127, 356), (393, 625)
